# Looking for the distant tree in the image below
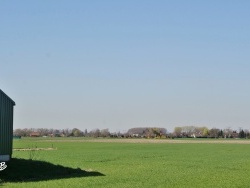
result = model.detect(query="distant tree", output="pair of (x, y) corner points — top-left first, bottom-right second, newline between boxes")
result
(218, 130), (224, 138)
(24, 128), (33, 137)
(244, 129), (250, 139)
(173, 126), (209, 138)
(144, 128), (154, 138)
(84, 129), (88, 136)
(152, 128), (159, 137)
(209, 128), (220, 138)
(194, 126), (209, 137)
(52, 129), (61, 137)
(223, 128), (233, 138)
(63, 128), (71, 137)
(182, 126), (196, 136)
(72, 128), (82, 137)
(89, 129), (101, 138)
(100, 129), (110, 137)
(239, 130), (245, 138)
(37, 128), (49, 136)
(49, 129), (54, 135)
(202, 128), (209, 137)
(174, 127), (182, 137)
(13, 129), (24, 136)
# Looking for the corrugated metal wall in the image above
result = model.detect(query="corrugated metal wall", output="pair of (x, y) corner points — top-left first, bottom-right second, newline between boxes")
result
(0, 89), (15, 157)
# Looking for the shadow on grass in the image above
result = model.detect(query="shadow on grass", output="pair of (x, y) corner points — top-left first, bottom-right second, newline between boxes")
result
(0, 158), (105, 184)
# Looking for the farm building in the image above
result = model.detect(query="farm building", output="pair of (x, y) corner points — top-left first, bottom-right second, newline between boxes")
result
(0, 89), (15, 161)
(30, 132), (40, 137)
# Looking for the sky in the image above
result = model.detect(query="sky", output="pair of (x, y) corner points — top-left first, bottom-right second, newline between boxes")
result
(1, 1), (250, 132)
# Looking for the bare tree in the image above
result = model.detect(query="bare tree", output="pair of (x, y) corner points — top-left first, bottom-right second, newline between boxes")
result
(173, 127), (182, 137)
(223, 127), (233, 138)
(209, 128), (220, 138)
(100, 129), (110, 137)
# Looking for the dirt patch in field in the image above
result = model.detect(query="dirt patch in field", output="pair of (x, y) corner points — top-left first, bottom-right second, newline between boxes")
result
(13, 148), (57, 151)
(40, 138), (250, 144)
(83, 139), (250, 144)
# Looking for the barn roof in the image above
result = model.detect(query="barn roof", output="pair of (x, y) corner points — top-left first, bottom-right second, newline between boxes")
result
(0, 89), (16, 105)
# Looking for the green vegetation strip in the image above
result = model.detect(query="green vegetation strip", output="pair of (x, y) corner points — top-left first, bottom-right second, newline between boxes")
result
(1, 137), (250, 187)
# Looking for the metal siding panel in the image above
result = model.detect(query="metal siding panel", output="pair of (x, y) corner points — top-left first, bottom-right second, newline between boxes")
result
(0, 90), (15, 157)
(0, 94), (1, 142)
(0, 93), (3, 154)
(0, 93), (4, 154)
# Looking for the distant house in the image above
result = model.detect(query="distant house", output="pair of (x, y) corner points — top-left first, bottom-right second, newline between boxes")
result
(132, 134), (139, 137)
(30, 132), (40, 137)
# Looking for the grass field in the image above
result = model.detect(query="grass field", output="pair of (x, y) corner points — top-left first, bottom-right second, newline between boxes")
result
(1, 138), (250, 187)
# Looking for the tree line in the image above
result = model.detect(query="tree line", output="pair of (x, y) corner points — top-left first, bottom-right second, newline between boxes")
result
(13, 127), (167, 138)
(172, 126), (250, 139)
(13, 126), (250, 139)
(14, 128), (111, 138)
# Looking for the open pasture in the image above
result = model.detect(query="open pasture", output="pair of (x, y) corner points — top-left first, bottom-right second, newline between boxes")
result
(1, 138), (250, 187)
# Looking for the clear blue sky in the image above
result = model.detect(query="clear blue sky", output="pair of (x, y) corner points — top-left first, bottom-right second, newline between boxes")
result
(1, 1), (250, 132)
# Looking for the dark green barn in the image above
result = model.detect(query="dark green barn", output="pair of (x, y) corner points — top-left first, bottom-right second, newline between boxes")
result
(0, 89), (15, 161)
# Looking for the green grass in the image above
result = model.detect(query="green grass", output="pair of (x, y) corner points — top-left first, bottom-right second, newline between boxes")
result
(1, 138), (250, 187)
